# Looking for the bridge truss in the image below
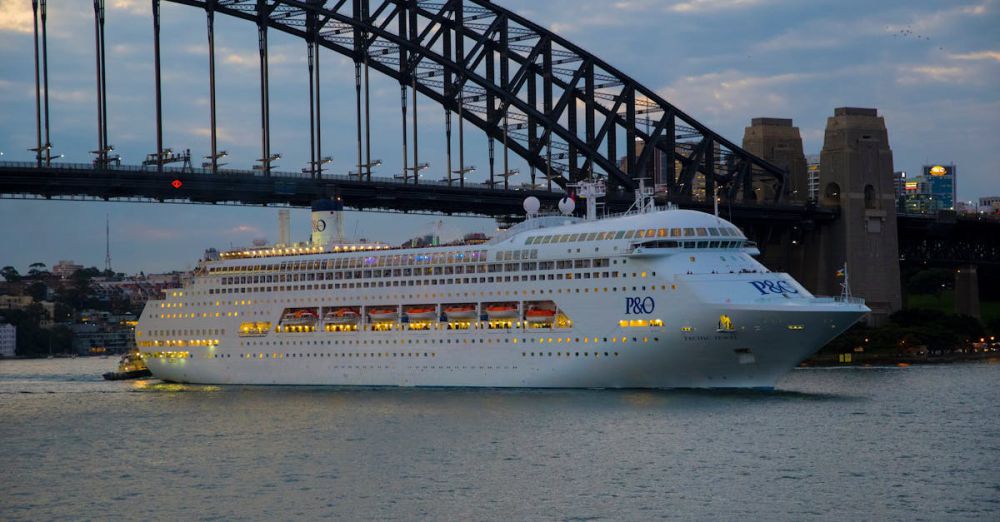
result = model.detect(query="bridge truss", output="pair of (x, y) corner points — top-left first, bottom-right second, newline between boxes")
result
(156, 0), (786, 201)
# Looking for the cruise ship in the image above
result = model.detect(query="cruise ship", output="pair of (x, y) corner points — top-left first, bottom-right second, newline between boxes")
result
(136, 182), (868, 389)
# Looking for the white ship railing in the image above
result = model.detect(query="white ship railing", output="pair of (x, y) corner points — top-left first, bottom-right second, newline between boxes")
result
(489, 214), (583, 244)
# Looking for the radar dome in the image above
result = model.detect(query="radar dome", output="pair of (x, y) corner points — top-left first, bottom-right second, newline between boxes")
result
(523, 196), (541, 214)
(558, 197), (576, 215)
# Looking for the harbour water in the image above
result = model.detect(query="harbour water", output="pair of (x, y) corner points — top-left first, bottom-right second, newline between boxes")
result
(2, 358), (998, 521)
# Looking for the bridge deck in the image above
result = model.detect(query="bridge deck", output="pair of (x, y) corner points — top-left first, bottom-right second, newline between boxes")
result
(0, 162), (830, 224)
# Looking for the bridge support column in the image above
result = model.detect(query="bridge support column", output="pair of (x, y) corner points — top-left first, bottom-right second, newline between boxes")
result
(743, 118), (810, 279)
(152, 0), (163, 173)
(817, 107), (902, 325)
(955, 266), (981, 319)
(742, 118), (807, 202)
(32, 0), (42, 167)
(206, 5), (218, 173)
(41, 0), (51, 166)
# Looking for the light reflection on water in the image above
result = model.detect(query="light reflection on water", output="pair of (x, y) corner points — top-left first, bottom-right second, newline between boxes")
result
(1, 357), (998, 521)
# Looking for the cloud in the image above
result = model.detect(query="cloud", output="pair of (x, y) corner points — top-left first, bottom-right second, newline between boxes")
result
(659, 70), (818, 119)
(228, 225), (261, 235)
(0, 0), (35, 34)
(899, 65), (966, 84)
(668, 0), (768, 13)
(223, 51), (290, 68)
(110, 0), (149, 16)
(949, 50), (1000, 63)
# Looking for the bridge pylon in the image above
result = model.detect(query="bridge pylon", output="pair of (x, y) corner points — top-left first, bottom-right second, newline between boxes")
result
(815, 107), (902, 324)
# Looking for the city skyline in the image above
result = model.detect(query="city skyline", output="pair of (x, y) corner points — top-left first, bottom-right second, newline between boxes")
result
(1, 0), (998, 274)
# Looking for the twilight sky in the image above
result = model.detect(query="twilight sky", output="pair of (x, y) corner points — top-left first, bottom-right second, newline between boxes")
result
(0, 0), (998, 274)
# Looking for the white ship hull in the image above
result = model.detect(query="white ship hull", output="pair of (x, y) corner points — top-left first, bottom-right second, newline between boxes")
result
(137, 207), (868, 389)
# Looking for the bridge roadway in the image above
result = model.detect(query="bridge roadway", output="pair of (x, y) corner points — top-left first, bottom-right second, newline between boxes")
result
(0, 162), (832, 226)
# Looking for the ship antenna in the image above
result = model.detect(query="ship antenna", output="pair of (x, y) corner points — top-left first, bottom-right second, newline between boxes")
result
(840, 262), (851, 300)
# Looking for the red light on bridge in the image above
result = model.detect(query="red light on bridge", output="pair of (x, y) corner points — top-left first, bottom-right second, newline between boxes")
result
(171, 179), (183, 189)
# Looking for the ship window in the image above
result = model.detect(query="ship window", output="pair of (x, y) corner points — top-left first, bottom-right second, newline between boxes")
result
(624, 230), (636, 239)
(684, 242), (696, 249)
(696, 228), (708, 236)
(708, 228), (720, 236)
(709, 241), (720, 248)
(584, 233), (598, 241)
(657, 228), (667, 237)
(683, 228), (695, 237)
(697, 241), (708, 248)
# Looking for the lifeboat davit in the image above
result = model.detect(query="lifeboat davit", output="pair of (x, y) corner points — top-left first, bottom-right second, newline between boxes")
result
(443, 304), (477, 321)
(485, 304), (519, 319)
(368, 307), (399, 322)
(325, 308), (360, 325)
(404, 306), (437, 321)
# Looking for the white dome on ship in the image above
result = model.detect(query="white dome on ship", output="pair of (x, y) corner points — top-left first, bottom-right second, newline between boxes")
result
(558, 197), (575, 215)
(523, 196), (540, 214)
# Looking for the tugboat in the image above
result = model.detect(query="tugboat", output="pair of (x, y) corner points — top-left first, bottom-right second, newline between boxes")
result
(102, 349), (152, 381)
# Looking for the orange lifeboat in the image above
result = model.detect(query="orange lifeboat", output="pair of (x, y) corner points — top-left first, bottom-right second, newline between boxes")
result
(525, 307), (557, 320)
(325, 308), (360, 325)
(368, 307), (399, 322)
(283, 309), (318, 325)
(485, 304), (519, 319)
(444, 304), (477, 321)
(404, 306), (437, 321)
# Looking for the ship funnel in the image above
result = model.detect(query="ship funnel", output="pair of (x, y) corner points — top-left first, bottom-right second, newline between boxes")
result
(311, 198), (345, 246)
(278, 209), (290, 247)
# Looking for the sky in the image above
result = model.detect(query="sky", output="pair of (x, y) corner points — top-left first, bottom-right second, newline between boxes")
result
(0, 0), (997, 275)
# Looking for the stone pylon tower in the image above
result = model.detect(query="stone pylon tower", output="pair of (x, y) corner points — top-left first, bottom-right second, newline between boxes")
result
(742, 118), (808, 202)
(818, 107), (902, 323)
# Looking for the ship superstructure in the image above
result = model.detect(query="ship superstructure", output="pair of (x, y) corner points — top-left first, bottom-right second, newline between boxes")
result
(136, 185), (868, 388)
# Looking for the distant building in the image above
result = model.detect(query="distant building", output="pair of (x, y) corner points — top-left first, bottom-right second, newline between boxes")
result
(0, 296), (56, 325)
(893, 171), (908, 199)
(806, 154), (821, 201)
(980, 196), (1000, 213)
(0, 323), (15, 357)
(70, 322), (135, 355)
(0, 295), (33, 310)
(898, 164), (957, 214)
(52, 260), (84, 279)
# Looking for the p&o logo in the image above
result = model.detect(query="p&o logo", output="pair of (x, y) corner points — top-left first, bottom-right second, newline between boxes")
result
(748, 280), (799, 296)
(625, 296), (655, 315)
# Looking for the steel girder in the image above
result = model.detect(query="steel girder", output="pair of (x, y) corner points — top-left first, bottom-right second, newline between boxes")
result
(166, 0), (786, 201)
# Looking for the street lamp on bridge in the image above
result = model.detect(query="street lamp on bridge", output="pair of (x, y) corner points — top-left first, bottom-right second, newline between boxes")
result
(396, 162), (429, 183)
(350, 159), (382, 180)
(448, 166), (476, 188)
(202, 150), (228, 171)
(303, 156), (333, 177)
(254, 153), (281, 173)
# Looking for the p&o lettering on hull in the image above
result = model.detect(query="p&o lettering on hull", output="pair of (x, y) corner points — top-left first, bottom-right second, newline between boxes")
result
(625, 297), (655, 315)
(748, 280), (799, 296)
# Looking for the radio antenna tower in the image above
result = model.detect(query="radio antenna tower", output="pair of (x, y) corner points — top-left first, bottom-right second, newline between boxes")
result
(104, 214), (112, 273)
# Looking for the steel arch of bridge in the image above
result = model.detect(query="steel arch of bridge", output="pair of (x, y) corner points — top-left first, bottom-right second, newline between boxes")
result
(167, 0), (786, 201)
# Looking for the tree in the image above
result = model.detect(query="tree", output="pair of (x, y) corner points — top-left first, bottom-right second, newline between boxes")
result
(27, 262), (47, 278)
(26, 281), (48, 301)
(1, 266), (20, 282)
(906, 268), (953, 295)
